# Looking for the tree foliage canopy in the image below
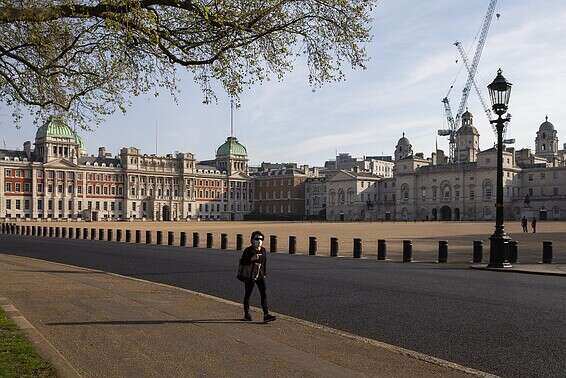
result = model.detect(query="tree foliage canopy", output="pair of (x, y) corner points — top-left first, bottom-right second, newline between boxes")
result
(0, 0), (374, 129)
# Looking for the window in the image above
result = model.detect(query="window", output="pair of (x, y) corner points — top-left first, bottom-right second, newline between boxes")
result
(5, 183), (11, 192)
(554, 187), (559, 196)
(15, 183), (21, 192)
(5, 169), (11, 177)
(24, 200), (30, 210)
(470, 190), (475, 200)
(103, 202), (108, 211)
(68, 185), (73, 193)
(37, 183), (43, 193)
(68, 200), (73, 210)
(132, 202), (136, 211)
(483, 180), (493, 200)
(528, 188), (533, 196)
(48, 184), (53, 193)
(58, 200), (63, 211)
(96, 201), (100, 210)
(57, 185), (63, 193)
(78, 186), (82, 194)
(37, 199), (43, 210)
(528, 174), (533, 181)
(24, 183), (31, 192)
(5, 199), (11, 209)
(78, 202), (82, 211)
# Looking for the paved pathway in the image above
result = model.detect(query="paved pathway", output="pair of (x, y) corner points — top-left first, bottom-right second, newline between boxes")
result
(0, 254), (481, 378)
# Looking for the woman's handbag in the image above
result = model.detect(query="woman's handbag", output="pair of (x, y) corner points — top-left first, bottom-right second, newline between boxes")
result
(237, 262), (253, 282)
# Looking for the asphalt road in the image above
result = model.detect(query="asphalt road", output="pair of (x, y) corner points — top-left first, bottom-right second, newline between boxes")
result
(1, 234), (565, 377)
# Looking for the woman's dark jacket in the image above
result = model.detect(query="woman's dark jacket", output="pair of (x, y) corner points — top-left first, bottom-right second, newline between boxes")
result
(240, 246), (267, 279)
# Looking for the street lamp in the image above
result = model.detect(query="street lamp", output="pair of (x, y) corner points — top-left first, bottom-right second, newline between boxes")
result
(487, 68), (512, 268)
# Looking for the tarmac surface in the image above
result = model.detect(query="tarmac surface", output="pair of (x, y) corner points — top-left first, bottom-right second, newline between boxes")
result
(0, 234), (565, 377)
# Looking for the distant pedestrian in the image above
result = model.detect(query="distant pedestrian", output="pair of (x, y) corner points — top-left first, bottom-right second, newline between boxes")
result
(237, 231), (276, 323)
(531, 218), (537, 233)
(521, 216), (528, 232)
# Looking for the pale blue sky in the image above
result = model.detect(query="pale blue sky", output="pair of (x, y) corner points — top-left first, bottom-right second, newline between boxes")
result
(1, 0), (565, 166)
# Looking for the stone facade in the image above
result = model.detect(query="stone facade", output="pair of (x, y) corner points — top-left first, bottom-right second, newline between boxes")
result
(0, 117), (253, 221)
(324, 114), (566, 221)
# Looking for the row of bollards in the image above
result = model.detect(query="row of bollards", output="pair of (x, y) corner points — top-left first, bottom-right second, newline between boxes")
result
(0, 223), (558, 263)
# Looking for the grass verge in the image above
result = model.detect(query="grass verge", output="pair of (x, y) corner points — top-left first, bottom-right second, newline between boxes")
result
(0, 307), (56, 377)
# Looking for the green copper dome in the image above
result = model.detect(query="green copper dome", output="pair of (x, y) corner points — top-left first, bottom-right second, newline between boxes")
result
(36, 116), (85, 150)
(216, 136), (247, 157)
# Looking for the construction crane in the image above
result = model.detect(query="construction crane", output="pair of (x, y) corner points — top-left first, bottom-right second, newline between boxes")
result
(455, 42), (516, 144)
(438, 0), (498, 162)
(454, 41), (492, 123)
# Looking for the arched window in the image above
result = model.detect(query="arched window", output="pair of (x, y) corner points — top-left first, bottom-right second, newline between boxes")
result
(482, 179), (493, 200)
(347, 189), (354, 204)
(329, 191), (336, 205)
(440, 181), (451, 200)
(338, 189), (345, 204)
(401, 184), (409, 201)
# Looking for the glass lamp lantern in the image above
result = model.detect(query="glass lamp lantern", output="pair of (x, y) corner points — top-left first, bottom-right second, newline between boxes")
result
(488, 68), (512, 115)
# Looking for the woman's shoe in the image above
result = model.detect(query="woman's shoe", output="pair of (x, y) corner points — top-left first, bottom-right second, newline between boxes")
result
(263, 314), (276, 323)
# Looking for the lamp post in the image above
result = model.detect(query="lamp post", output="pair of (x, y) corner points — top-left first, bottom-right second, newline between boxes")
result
(487, 69), (513, 268)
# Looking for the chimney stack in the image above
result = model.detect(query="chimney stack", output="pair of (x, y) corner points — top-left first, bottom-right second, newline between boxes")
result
(98, 147), (106, 158)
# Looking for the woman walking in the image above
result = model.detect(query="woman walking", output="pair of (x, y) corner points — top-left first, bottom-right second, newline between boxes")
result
(239, 231), (276, 323)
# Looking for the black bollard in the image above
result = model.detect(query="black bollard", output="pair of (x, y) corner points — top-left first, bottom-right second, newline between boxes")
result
(135, 230), (141, 243)
(68, 227), (74, 239)
(156, 231), (163, 245)
(378, 239), (387, 260)
(403, 240), (412, 262)
(509, 240), (518, 264)
(99, 229), (104, 241)
(308, 236), (317, 256)
(193, 232), (199, 247)
(438, 240), (448, 263)
(330, 237), (339, 257)
(180, 232), (187, 247)
(289, 236), (296, 255)
(221, 233), (228, 249)
(55, 227), (60, 238)
(168, 231), (174, 246)
(270, 235), (277, 253)
(116, 229), (122, 242)
(146, 230), (152, 244)
(125, 230), (131, 243)
(473, 241), (483, 263)
(353, 238), (362, 258)
(542, 241), (553, 264)
(107, 229), (113, 242)
(236, 234), (243, 251)
(206, 233), (213, 248)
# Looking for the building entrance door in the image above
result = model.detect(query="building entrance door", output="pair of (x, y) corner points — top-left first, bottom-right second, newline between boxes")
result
(440, 206), (452, 221)
(162, 205), (171, 221)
